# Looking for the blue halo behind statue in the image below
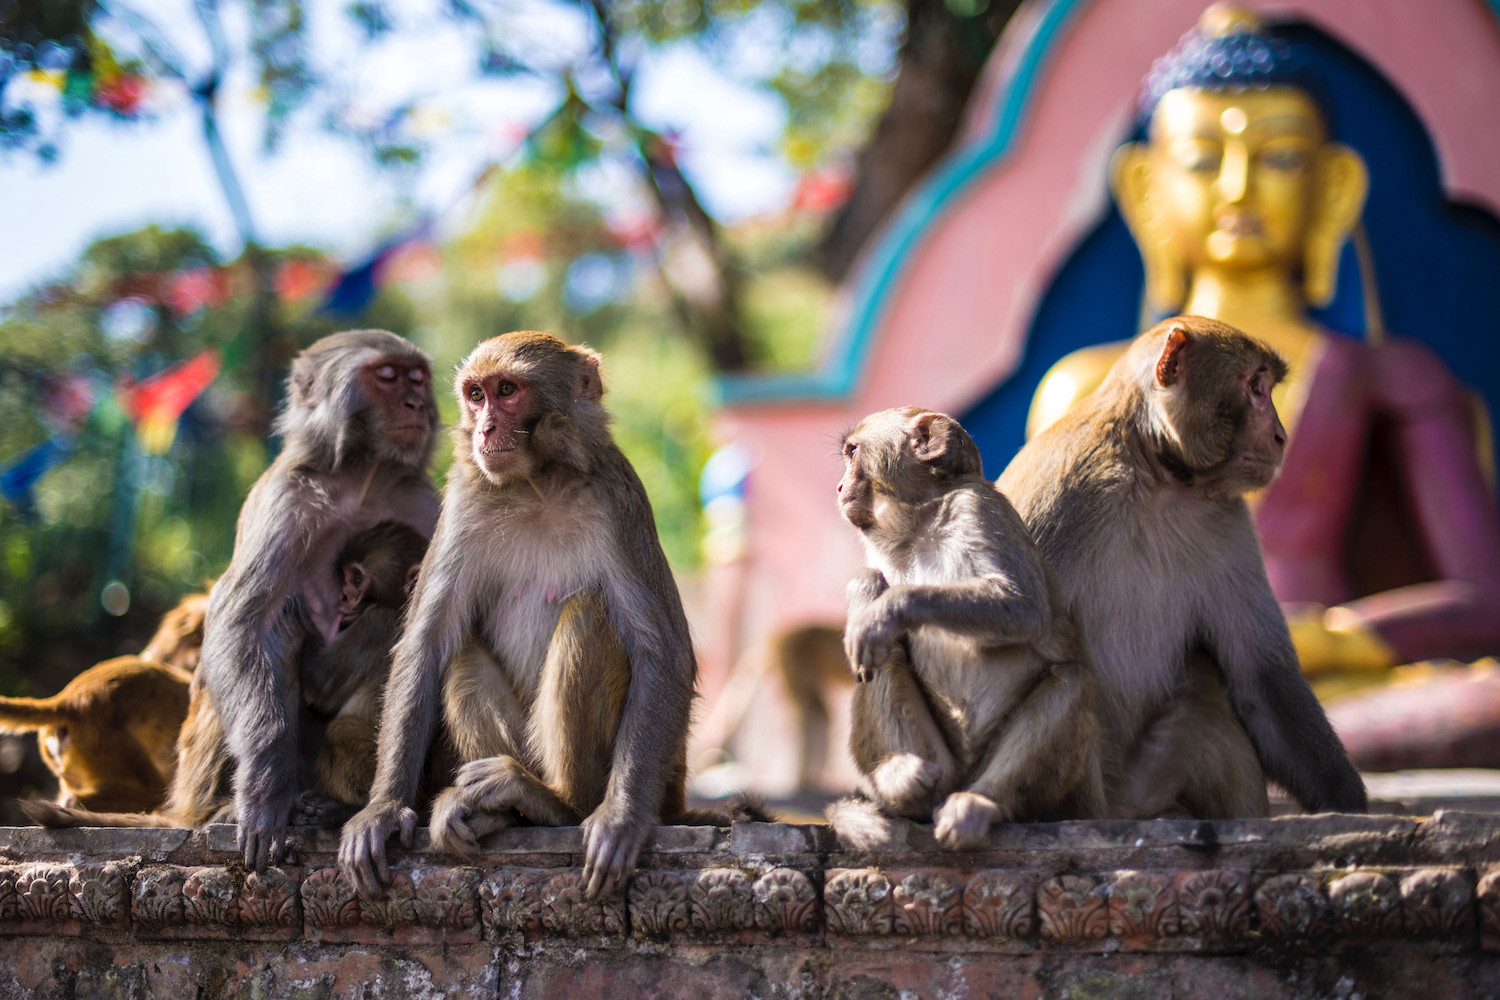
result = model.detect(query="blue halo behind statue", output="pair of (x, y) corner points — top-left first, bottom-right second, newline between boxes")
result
(959, 19), (1500, 487)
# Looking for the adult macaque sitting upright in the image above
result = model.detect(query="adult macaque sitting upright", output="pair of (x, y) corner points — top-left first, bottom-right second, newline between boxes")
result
(340, 331), (703, 902)
(1001, 316), (1366, 819)
(25, 331), (440, 857)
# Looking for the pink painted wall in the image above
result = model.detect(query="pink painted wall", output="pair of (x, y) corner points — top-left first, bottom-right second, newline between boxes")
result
(715, 0), (1500, 645)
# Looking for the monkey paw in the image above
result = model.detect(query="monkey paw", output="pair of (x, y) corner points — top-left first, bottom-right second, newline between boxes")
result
(429, 787), (483, 860)
(869, 753), (941, 818)
(581, 801), (646, 901)
(933, 791), (1000, 850)
(290, 790), (359, 830)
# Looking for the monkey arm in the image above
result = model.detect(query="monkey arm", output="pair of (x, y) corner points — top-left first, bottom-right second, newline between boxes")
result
(301, 607), (401, 715)
(1208, 554), (1368, 815)
(846, 575), (1049, 678)
(582, 470), (697, 900)
(200, 475), (316, 868)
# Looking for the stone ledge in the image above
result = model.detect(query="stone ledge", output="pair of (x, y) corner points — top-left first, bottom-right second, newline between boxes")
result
(2, 814), (1499, 997)
(0, 813), (1495, 950)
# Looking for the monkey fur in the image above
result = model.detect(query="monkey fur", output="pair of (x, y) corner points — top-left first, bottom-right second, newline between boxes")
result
(4, 656), (191, 814)
(5, 590), (211, 817)
(339, 331), (703, 901)
(300, 519), (429, 809)
(827, 407), (1106, 850)
(24, 331), (441, 855)
(999, 316), (1367, 818)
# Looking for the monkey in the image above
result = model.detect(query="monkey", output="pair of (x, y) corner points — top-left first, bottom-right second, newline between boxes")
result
(1, 656), (192, 813)
(338, 331), (701, 902)
(826, 407), (1105, 850)
(23, 330), (441, 854)
(300, 520), (428, 809)
(998, 316), (1368, 818)
(140, 591), (210, 672)
(3, 589), (208, 815)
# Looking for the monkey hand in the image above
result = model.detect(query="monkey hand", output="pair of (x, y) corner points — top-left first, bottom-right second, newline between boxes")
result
(845, 592), (902, 682)
(237, 795), (293, 870)
(581, 797), (649, 901)
(338, 798), (416, 900)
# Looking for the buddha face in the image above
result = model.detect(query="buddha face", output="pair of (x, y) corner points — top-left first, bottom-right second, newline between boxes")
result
(1147, 86), (1326, 273)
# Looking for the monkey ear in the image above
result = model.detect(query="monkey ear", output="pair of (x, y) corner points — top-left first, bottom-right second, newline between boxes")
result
(576, 349), (605, 402)
(1155, 326), (1192, 388)
(910, 412), (982, 476)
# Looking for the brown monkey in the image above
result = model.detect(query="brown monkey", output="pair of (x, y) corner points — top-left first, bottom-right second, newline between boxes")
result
(140, 592), (210, 672)
(339, 331), (698, 901)
(301, 520), (428, 807)
(24, 331), (441, 854)
(828, 407), (1105, 850)
(2, 656), (192, 813)
(999, 316), (1367, 818)
(5, 590), (208, 814)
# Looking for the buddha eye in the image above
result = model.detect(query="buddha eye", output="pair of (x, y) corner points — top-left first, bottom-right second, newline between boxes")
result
(497, 380), (517, 397)
(1260, 147), (1308, 173)
(468, 385), (484, 403)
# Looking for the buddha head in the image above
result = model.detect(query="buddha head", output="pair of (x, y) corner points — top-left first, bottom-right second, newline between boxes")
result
(1112, 4), (1369, 312)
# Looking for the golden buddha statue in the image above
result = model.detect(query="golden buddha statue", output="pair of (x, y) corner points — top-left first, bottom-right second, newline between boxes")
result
(1031, 4), (1500, 689)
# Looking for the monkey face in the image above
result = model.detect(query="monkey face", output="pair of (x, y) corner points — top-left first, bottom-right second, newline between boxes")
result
(461, 368), (537, 483)
(454, 333), (609, 486)
(1147, 318), (1288, 492)
(338, 562), (372, 629)
(839, 408), (981, 532)
(364, 359), (437, 467)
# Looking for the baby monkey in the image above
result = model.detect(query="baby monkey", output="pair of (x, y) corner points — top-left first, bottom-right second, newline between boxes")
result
(830, 407), (1104, 849)
(300, 520), (428, 809)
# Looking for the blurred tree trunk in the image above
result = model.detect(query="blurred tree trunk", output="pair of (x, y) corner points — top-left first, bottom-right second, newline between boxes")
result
(813, 0), (1021, 283)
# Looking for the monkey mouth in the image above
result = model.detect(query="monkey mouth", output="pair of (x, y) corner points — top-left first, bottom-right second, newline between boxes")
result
(480, 445), (519, 455)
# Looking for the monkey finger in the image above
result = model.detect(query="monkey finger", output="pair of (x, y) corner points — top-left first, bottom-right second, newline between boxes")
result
(398, 809), (416, 849)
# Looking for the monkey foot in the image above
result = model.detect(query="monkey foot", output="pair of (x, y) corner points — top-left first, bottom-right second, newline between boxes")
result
(869, 753), (943, 818)
(290, 791), (360, 830)
(933, 791), (1001, 849)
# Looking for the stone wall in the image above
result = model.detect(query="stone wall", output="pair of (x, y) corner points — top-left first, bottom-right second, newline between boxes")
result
(0, 813), (1498, 998)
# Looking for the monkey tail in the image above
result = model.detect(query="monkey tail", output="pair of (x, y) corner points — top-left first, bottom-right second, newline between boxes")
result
(18, 799), (179, 829)
(826, 795), (904, 851)
(671, 792), (777, 826)
(0, 696), (68, 733)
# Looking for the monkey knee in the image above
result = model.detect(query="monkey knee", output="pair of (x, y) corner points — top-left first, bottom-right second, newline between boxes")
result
(934, 791), (1001, 849)
(869, 752), (942, 818)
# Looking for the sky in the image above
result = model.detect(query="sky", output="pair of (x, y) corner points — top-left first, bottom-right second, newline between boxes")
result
(0, 0), (833, 301)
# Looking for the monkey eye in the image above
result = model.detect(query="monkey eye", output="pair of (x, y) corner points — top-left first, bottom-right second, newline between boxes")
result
(843, 442), (857, 458)
(1249, 371), (1270, 399)
(374, 364), (397, 383)
(408, 368), (427, 385)
(497, 380), (518, 397)
(468, 385), (484, 403)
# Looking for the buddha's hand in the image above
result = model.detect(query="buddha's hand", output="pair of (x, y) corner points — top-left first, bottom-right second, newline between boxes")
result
(1286, 606), (1398, 675)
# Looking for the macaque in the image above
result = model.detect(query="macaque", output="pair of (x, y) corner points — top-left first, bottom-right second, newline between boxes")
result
(998, 316), (1367, 818)
(301, 520), (428, 808)
(339, 331), (700, 901)
(2, 656), (191, 813)
(23, 330), (440, 853)
(140, 592), (209, 672)
(828, 407), (1105, 850)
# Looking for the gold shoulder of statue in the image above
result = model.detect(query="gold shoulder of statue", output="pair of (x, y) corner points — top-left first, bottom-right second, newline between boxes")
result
(1027, 342), (1129, 440)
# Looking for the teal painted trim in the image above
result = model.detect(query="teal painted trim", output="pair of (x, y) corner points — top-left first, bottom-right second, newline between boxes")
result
(716, 0), (1094, 406)
(716, 0), (1500, 407)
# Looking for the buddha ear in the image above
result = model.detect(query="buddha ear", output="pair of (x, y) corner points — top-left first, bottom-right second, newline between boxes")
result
(1303, 143), (1368, 307)
(1111, 143), (1185, 314)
